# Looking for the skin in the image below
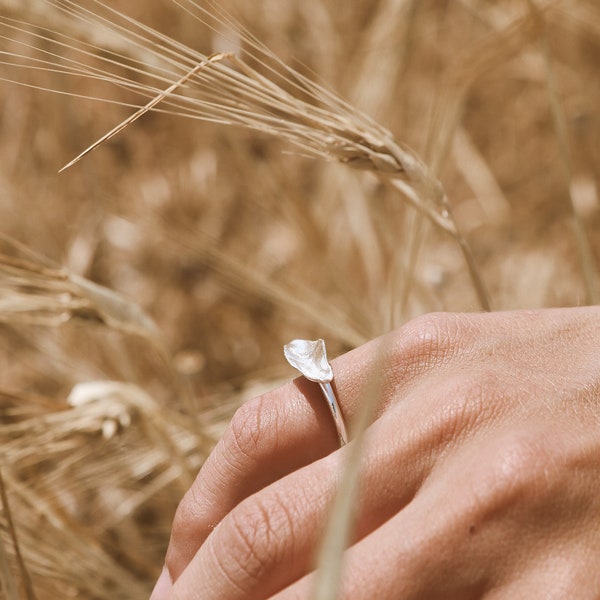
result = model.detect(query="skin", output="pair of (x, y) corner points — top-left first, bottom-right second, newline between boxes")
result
(151, 307), (600, 599)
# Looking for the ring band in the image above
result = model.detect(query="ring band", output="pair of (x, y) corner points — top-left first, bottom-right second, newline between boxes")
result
(283, 339), (348, 446)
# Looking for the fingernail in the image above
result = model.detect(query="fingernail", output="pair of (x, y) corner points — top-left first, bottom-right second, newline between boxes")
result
(149, 567), (172, 600)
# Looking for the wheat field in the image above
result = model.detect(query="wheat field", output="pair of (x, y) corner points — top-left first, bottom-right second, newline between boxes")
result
(0, 0), (599, 598)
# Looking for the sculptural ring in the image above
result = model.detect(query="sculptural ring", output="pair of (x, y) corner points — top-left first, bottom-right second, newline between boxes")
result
(283, 339), (348, 446)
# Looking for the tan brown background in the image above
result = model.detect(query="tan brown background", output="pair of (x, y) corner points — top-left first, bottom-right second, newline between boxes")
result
(0, 1), (599, 597)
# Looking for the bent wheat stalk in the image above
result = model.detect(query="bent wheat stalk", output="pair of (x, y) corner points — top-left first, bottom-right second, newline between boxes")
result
(59, 51), (233, 173)
(0, 0), (490, 309)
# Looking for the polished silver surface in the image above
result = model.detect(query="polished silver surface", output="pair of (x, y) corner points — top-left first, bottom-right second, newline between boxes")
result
(284, 339), (348, 446)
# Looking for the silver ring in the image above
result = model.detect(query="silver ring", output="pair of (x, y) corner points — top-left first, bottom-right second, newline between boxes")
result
(283, 339), (348, 446)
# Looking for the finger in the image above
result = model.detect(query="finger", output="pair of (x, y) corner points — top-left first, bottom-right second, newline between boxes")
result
(169, 442), (415, 600)
(168, 380), (496, 600)
(165, 338), (380, 580)
(166, 378), (333, 580)
(271, 498), (491, 600)
(165, 312), (480, 580)
(273, 420), (592, 600)
(269, 466), (490, 598)
(170, 447), (343, 600)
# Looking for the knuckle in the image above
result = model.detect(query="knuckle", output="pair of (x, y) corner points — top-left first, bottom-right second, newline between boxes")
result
(214, 494), (291, 588)
(438, 371), (506, 432)
(408, 311), (462, 344)
(409, 430), (560, 562)
(480, 430), (557, 513)
(391, 312), (470, 375)
(226, 393), (275, 465)
(497, 433), (551, 489)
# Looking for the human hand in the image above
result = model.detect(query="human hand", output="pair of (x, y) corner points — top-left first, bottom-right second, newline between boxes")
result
(151, 307), (600, 599)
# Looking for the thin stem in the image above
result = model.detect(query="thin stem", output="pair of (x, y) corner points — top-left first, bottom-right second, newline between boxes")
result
(0, 467), (37, 600)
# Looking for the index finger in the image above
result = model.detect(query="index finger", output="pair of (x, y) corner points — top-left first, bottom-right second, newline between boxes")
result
(164, 313), (462, 581)
(165, 376), (346, 580)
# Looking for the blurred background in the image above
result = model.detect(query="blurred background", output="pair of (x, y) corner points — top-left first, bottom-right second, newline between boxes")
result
(0, 0), (599, 597)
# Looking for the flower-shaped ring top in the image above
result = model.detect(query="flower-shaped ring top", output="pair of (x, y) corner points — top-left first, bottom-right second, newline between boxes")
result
(284, 338), (347, 446)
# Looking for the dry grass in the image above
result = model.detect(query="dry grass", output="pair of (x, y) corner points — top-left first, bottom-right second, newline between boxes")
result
(0, 0), (599, 597)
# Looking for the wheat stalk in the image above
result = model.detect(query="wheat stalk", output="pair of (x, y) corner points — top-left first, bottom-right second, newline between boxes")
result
(0, 467), (36, 600)
(0, 0), (492, 309)
(1, 1), (598, 599)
